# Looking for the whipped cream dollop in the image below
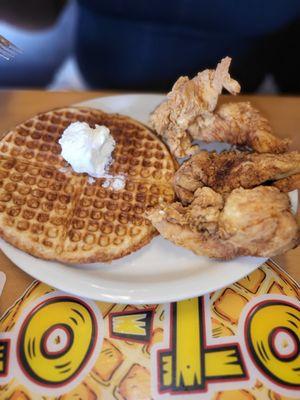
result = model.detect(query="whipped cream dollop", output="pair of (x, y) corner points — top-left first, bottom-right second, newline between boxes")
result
(59, 122), (116, 178)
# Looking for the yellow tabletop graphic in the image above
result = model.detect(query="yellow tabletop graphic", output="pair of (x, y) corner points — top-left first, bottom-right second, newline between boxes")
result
(0, 260), (299, 400)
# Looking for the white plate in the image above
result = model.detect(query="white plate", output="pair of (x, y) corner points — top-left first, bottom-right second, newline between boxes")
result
(0, 94), (297, 304)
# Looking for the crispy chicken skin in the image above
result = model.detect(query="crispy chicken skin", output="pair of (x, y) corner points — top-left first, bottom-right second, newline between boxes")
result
(174, 150), (300, 204)
(147, 186), (299, 260)
(150, 57), (289, 157)
(273, 173), (300, 192)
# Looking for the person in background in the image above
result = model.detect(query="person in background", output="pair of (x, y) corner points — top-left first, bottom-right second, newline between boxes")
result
(1, 0), (65, 30)
(1, 0), (300, 92)
(0, 0), (74, 88)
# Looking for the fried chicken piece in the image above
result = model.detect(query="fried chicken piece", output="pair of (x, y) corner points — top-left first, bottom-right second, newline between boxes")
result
(174, 150), (300, 204)
(147, 189), (230, 259)
(189, 102), (290, 154)
(150, 58), (289, 157)
(147, 186), (299, 259)
(150, 57), (240, 157)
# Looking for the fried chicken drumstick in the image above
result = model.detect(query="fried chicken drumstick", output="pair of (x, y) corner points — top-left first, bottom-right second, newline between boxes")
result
(150, 57), (289, 157)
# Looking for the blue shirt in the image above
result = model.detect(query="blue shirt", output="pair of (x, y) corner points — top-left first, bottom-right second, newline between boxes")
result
(76, 0), (300, 91)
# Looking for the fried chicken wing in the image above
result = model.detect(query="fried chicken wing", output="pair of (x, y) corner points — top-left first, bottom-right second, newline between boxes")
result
(150, 57), (240, 157)
(174, 150), (300, 204)
(150, 57), (289, 157)
(147, 186), (299, 259)
(189, 102), (290, 154)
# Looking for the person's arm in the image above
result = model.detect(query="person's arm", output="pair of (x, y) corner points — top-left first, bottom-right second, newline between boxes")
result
(0, 0), (67, 30)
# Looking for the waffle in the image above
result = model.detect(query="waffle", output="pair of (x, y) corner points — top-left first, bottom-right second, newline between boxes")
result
(0, 107), (176, 263)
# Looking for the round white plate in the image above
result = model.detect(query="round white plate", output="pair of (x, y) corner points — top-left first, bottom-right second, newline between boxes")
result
(0, 94), (297, 304)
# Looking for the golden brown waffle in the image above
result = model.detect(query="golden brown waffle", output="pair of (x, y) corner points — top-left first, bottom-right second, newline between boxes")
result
(0, 107), (176, 263)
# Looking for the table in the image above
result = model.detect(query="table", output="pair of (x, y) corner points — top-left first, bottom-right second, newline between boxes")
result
(0, 89), (299, 298)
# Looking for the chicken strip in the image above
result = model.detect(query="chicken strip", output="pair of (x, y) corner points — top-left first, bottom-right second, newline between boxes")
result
(150, 57), (240, 157)
(147, 186), (299, 260)
(174, 150), (300, 204)
(150, 58), (289, 157)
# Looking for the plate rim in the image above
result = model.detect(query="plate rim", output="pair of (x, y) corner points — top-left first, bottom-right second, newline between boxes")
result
(0, 238), (265, 304)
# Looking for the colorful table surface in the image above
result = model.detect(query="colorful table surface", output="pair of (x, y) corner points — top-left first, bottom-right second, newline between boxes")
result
(0, 260), (299, 399)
